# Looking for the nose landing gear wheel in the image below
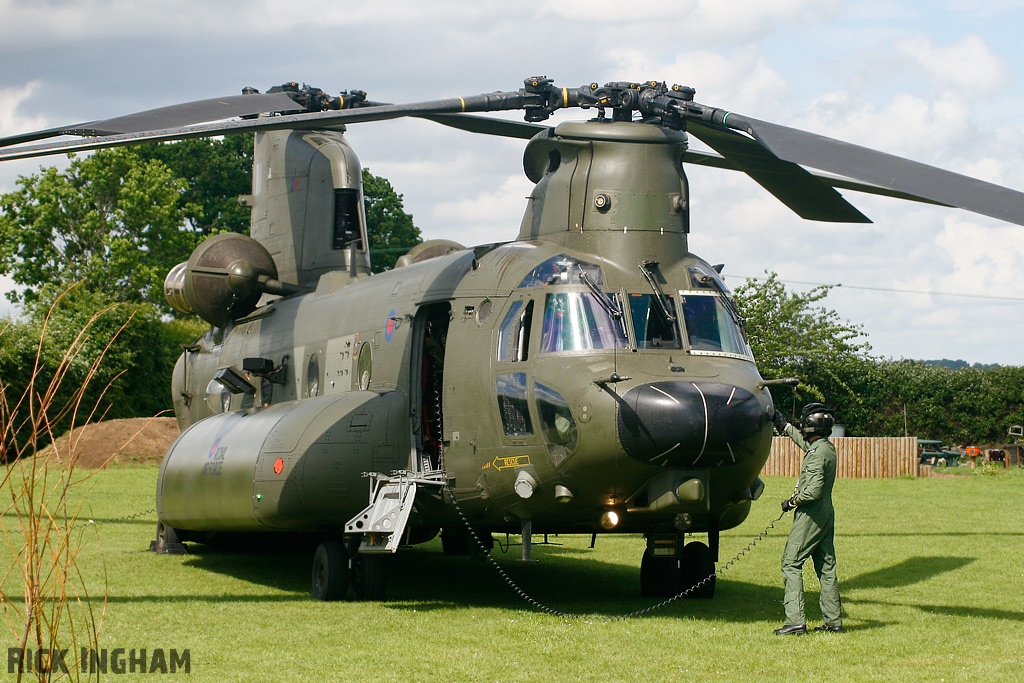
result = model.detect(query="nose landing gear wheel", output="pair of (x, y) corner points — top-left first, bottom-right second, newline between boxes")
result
(640, 548), (679, 597)
(680, 541), (716, 599)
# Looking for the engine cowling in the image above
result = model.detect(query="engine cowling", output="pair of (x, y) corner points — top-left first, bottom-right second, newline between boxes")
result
(163, 233), (278, 327)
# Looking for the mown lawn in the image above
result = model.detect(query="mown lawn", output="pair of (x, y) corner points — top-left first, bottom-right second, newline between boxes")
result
(3, 465), (1023, 681)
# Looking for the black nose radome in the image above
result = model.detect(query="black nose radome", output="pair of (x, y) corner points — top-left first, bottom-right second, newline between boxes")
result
(617, 381), (766, 467)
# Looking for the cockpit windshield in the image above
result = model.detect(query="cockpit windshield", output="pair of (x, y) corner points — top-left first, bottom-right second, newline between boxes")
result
(679, 292), (752, 358)
(540, 292), (628, 353)
(627, 293), (682, 349)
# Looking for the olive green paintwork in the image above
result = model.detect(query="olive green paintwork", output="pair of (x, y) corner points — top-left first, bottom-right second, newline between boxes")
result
(159, 118), (775, 540)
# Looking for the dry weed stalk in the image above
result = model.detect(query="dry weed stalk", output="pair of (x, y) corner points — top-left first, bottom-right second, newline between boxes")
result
(0, 290), (134, 682)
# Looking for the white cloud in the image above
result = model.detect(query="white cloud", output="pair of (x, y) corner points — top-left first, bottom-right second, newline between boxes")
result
(0, 81), (48, 136)
(2, 1), (1024, 363)
(430, 175), (535, 247)
(539, 0), (838, 42)
(896, 34), (1010, 96)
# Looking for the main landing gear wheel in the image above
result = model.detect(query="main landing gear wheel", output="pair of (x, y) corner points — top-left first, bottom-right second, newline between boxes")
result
(150, 521), (188, 554)
(351, 553), (386, 601)
(680, 541), (716, 599)
(311, 538), (388, 601)
(441, 527), (470, 555)
(312, 540), (349, 601)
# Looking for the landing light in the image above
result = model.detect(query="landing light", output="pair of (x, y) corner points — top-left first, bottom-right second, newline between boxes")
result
(673, 513), (693, 531)
(514, 471), (537, 499)
(599, 510), (620, 530)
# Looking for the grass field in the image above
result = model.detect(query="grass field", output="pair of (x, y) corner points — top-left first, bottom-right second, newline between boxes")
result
(3, 465), (1023, 682)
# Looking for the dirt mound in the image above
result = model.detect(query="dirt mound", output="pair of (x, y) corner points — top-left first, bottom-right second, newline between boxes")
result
(45, 417), (180, 469)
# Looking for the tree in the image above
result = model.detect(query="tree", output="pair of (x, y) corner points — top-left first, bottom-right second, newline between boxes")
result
(0, 147), (196, 309)
(0, 141), (421, 312)
(362, 167), (421, 272)
(733, 272), (872, 412)
(0, 286), (205, 456)
(133, 135), (254, 236)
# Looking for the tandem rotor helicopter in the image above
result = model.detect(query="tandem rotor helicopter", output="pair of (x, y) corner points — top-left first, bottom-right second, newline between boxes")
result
(4, 77), (1024, 603)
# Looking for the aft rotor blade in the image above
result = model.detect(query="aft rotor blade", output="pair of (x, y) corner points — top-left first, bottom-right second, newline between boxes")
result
(720, 112), (1024, 226)
(687, 120), (870, 223)
(0, 92), (535, 162)
(0, 92), (304, 148)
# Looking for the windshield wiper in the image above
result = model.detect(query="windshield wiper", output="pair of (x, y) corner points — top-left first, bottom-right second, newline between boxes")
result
(692, 266), (749, 342)
(639, 261), (677, 323)
(577, 265), (627, 336)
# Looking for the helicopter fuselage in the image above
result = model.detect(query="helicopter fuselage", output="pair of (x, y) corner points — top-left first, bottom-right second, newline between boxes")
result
(154, 117), (775, 601)
(160, 234), (773, 540)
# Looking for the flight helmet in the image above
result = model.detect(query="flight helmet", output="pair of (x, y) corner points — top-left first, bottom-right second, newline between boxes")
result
(799, 402), (835, 437)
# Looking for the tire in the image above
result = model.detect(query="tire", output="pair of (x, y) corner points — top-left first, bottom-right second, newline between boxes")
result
(152, 521), (187, 554)
(680, 541), (716, 599)
(352, 553), (386, 601)
(640, 547), (680, 597)
(441, 527), (470, 555)
(311, 540), (348, 601)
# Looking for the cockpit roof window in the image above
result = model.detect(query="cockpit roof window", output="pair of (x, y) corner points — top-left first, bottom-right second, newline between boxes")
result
(519, 255), (604, 288)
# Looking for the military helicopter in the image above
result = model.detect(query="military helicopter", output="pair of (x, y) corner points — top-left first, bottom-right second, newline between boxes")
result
(4, 78), (1024, 603)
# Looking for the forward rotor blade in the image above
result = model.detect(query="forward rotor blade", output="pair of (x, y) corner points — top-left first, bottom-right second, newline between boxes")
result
(687, 120), (870, 223)
(418, 113), (545, 139)
(681, 149), (950, 207)
(0, 92), (304, 148)
(721, 112), (1024, 226)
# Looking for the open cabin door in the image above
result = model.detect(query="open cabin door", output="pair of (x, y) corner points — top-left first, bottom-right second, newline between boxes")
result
(410, 303), (451, 473)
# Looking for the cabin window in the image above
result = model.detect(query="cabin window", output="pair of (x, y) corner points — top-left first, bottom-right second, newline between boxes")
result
(679, 292), (752, 358)
(357, 342), (372, 390)
(497, 300), (534, 362)
(206, 378), (231, 414)
(540, 293), (627, 353)
(496, 372), (533, 436)
(306, 353), (321, 397)
(535, 382), (578, 465)
(627, 293), (682, 349)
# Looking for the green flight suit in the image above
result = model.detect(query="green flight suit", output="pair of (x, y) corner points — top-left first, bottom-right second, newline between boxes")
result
(781, 424), (842, 627)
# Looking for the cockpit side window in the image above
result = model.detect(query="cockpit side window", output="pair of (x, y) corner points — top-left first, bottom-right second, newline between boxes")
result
(540, 292), (627, 353)
(497, 300), (534, 362)
(535, 382), (578, 465)
(496, 372), (533, 436)
(679, 292), (752, 358)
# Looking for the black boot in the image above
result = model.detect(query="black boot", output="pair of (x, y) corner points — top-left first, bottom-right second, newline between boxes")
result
(773, 624), (807, 635)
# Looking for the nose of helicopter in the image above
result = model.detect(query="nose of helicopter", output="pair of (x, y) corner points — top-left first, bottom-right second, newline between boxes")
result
(616, 381), (767, 467)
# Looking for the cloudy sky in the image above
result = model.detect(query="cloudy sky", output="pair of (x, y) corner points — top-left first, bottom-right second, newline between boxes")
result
(2, 0), (1024, 365)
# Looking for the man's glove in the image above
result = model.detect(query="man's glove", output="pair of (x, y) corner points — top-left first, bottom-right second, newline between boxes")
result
(772, 410), (789, 434)
(781, 497), (797, 513)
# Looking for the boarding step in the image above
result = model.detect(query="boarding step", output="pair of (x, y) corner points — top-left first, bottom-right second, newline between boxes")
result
(345, 470), (446, 554)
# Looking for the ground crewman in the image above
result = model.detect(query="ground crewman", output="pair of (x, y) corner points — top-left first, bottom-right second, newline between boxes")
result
(771, 403), (843, 635)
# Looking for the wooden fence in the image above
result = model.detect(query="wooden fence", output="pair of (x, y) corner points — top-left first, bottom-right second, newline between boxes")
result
(763, 436), (919, 478)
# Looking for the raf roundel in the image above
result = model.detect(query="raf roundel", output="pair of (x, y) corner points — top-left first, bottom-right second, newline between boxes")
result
(385, 309), (397, 342)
